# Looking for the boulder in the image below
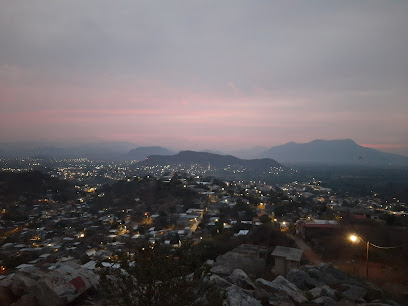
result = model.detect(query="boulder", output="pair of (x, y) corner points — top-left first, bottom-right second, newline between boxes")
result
(0, 267), (48, 298)
(287, 268), (322, 290)
(12, 293), (39, 306)
(209, 274), (233, 289)
(210, 264), (233, 276)
(0, 286), (15, 305)
(358, 302), (400, 306)
(306, 266), (338, 285)
(228, 269), (256, 290)
(308, 285), (337, 300)
(312, 296), (337, 306)
(341, 284), (367, 301)
(255, 276), (308, 304)
(254, 287), (275, 301)
(382, 300), (400, 306)
(254, 287), (296, 306)
(0, 262), (99, 306)
(337, 299), (358, 306)
(224, 285), (262, 306)
(267, 293), (296, 306)
(363, 282), (383, 301)
(33, 262), (99, 306)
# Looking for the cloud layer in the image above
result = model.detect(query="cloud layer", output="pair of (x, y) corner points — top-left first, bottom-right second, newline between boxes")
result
(1, 0), (407, 152)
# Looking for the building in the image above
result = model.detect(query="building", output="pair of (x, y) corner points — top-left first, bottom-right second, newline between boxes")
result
(271, 246), (303, 276)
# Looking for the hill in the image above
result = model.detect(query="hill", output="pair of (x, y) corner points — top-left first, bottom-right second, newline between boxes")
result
(261, 139), (408, 167)
(124, 146), (174, 161)
(141, 150), (283, 170)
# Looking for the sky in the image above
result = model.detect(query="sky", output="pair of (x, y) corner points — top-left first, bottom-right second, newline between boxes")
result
(0, 0), (408, 155)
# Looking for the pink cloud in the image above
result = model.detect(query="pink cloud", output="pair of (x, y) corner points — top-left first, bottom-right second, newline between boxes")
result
(361, 144), (408, 149)
(1, 67), (407, 150)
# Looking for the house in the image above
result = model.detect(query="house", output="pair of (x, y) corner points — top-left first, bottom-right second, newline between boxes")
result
(271, 246), (303, 276)
(298, 219), (339, 241)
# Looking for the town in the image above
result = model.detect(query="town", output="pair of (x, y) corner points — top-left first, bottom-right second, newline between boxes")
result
(1, 157), (407, 304)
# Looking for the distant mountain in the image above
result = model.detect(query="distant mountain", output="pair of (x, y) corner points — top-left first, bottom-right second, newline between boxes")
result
(230, 146), (269, 159)
(0, 141), (137, 160)
(124, 146), (175, 161)
(261, 139), (408, 167)
(139, 150), (283, 170)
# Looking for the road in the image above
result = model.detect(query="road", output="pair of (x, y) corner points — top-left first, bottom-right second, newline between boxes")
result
(287, 233), (322, 265)
(187, 211), (204, 238)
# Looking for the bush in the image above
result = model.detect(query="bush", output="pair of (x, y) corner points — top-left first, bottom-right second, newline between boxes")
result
(99, 244), (223, 306)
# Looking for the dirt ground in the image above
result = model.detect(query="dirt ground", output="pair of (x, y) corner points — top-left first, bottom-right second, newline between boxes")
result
(334, 260), (408, 304)
(287, 233), (408, 304)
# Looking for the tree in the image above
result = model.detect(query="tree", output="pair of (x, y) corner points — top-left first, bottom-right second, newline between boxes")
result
(259, 214), (271, 224)
(99, 244), (223, 306)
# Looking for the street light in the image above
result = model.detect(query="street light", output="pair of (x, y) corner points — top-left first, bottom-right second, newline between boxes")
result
(349, 234), (370, 280)
(349, 233), (405, 281)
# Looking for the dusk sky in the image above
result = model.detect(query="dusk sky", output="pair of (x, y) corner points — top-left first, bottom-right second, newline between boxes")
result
(1, 1), (408, 154)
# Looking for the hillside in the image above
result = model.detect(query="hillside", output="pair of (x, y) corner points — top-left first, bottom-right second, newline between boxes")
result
(262, 139), (408, 167)
(124, 146), (174, 161)
(141, 150), (283, 170)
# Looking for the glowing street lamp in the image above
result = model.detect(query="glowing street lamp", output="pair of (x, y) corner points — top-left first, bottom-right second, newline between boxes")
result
(349, 234), (358, 243)
(349, 233), (404, 281)
(349, 234), (370, 280)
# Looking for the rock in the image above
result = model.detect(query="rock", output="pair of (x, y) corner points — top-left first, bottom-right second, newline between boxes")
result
(274, 302), (295, 306)
(0, 286), (16, 305)
(358, 302), (399, 306)
(382, 300), (401, 306)
(342, 285), (367, 300)
(312, 296), (337, 306)
(0, 262), (99, 306)
(1, 268), (47, 298)
(12, 294), (39, 306)
(308, 266), (339, 285)
(210, 264), (233, 276)
(209, 274), (233, 289)
(254, 288), (295, 306)
(228, 269), (256, 290)
(268, 294), (295, 306)
(254, 287), (275, 300)
(212, 245), (267, 278)
(355, 298), (367, 303)
(363, 282), (383, 301)
(33, 262), (99, 306)
(255, 277), (308, 304)
(273, 275), (306, 294)
(287, 268), (322, 290)
(337, 299), (358, 306)
(223, 285), (262, 306)
(308, 285), (338, 300)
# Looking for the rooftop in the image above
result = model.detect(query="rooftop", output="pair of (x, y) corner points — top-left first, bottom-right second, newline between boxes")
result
(271, 246), (303, 262)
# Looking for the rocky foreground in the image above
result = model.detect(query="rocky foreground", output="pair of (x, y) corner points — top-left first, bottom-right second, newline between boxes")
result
(0, 262), (99, 306)
(0, 261), (401, 305)
(210, 263), (400, 306)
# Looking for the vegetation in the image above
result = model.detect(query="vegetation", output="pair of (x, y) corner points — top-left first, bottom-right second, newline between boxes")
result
(99, 244), (223, 306)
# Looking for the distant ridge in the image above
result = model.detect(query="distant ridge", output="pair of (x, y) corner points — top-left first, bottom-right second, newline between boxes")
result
(138, 150), (283, 170)
(0, 141), (137, 160)
(125, 146), (174, 161)
(261, 139), (408, 167)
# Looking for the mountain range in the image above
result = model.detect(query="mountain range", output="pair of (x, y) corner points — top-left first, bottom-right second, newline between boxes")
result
(260, 139), (408, 167)
(1, 139), (407, 168)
